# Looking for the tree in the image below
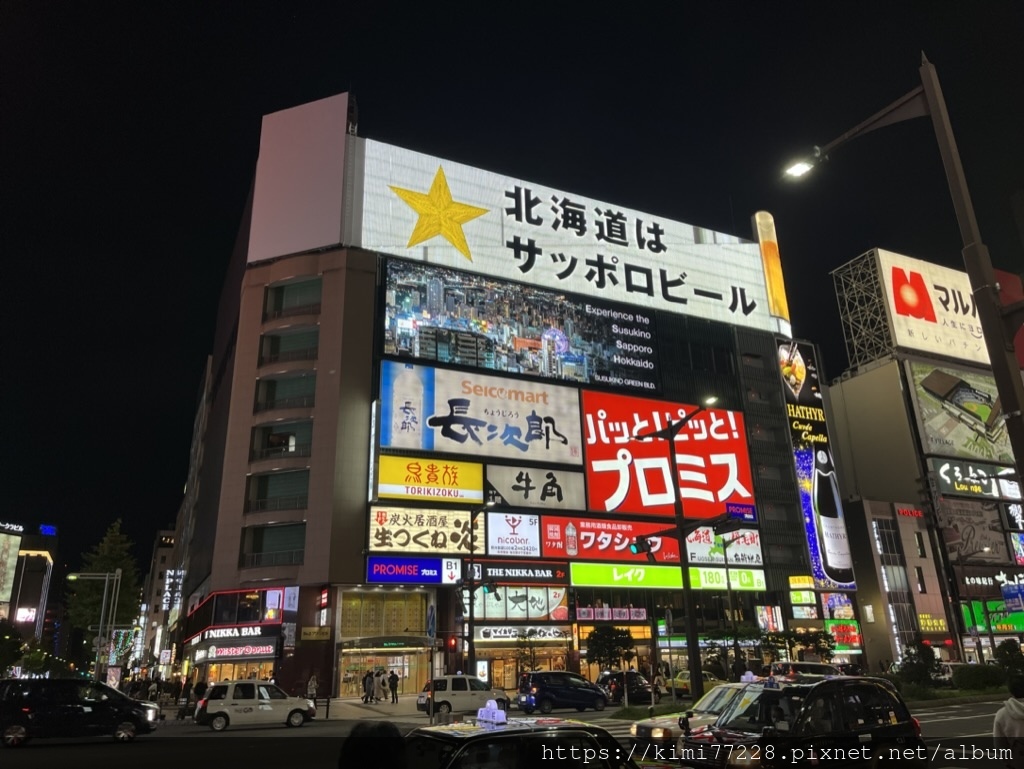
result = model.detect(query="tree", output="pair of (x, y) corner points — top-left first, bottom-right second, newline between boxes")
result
(0, 619), (24, 675)
(897, 634), (939, 686)
(585, 626), (635, 672)
(66, 520), (141, 650)
(995, 639), (1024, 673)
(514, 630), (539, 674)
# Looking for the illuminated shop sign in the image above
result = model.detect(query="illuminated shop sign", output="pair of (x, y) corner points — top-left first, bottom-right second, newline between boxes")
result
(1006, 503), (1024, 531)
(756, 606), (785, 633)
(201, 624), (277, 642)
(788, 575), (814, 589)
(577, 606), (648, 621)
(359, 141), (778, 333)
(877, 249), (988, 365)
(485, 512), (540, 557)
(928, 457), (1020, 501)
(203, 643), (277, 660)
(369, 506), (484, 555)
(824, 619), (863, 651)
(686, 528), (763, 567)
(477, 560), (568, 586)
(778, 339), (856, 591)
(897, 508), (924, 517)
(475, 625), (572, 642)
(384, 260), (662, 391)
(0, 521), (24, 533)
(542, 515), (682, 563)
(906, 360), (1013, 465)
(1010, 533), (1024, 567)
(918, 613), (948, 633)
(689, 566), (766, 591)
(467, 586), (568, 622)
(793, 606), (819, 620)
(366, 555), (462, 584)
(790, 591), (815, 605)
(821, 593), (855, 620)
(379, 361), (583, 465)
(937, 498), (1009, 564)
(581, 390), (755, 520)
(15, 608), (36, 623)
(376, 455), (484, 503)
(569, 562), (765, 591)
(0, 533), (22, 604)
(485, 465), (585, 510)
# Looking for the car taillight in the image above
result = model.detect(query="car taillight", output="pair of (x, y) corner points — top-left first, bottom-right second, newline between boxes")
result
(912, 717), (921, 737)
(198, 698), (208, 710)
(530, 686), (538, 694)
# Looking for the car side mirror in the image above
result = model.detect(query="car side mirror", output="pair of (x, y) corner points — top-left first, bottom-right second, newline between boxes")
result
(678, 713), (692, 734)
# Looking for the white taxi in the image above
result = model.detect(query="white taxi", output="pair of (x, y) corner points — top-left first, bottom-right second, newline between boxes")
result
(194, 680), (316, 731)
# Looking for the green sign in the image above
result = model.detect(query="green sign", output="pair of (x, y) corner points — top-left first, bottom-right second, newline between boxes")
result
(790, 590), (816, 605)
(569, 563), (765, 591)
(824, 618), (863, 651)
(961, 600), (1024, 633)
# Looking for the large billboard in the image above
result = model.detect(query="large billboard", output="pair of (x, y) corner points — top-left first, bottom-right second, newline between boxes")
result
(581, 390), (755, 519)
(877, 248), (988, 365)
(778, 340), (856, 590)
(541, 515), (683, 563)
(357, 140), (782, 333)
(0, 532), (21, 604)
(936, 497), (1010, 565)
(384, 260), (661, 392)
(484, 465), (586, 511)
(379, 360), (583, 464)
(368, 507), (485, 555)
(927, 457), (1020, 502)
(376, 455), (484, 503)
(906, 360), (1013, 465)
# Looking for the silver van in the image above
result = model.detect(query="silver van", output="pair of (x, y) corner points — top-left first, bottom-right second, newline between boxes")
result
(769, 661), (842, 679)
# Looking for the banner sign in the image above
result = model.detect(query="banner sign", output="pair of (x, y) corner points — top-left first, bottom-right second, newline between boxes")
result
(368, 506), (484, 555)
(477, 560), (569, 586)
(0, 533), (22, 604)
(877, 249), (989, 365)
(366, 555), (462, 584)
(384, 260), (662, 392)
(358, 140), (777, 332)
(936, 497), (1010, 564)
(475, 625), (572, 642)
(821, 592), (855, 620)
(379, 361), (583, 464)
(541, 515), (682, 563)
(376, 455), (484, 503)
(569, 561), (764, 591)
(824, 618), (863, 651)
(928, 457), (1020, 501)
(485, 512), (540, 557)
(906, 360), (1013, 465)
(686, 528), (764, 567)
(778, 339), (856, 591)
(1006, 502), (1024, 531)
(466, 586), (568, 621)
(485, 465), (585, 510)
(1002, 583), (1024, 613)
(689, 566), (766, 592)
(581, 390), (755, 519)
(918, 613), (948, 633)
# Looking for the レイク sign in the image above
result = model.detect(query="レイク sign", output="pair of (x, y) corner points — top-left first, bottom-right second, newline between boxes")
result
(581, 390), (754, 519)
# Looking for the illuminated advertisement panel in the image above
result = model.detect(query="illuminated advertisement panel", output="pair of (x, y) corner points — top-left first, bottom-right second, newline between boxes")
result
(876, 249), (988, 365)
(778, 340), (856, 591)
(936, 497), (1009, 564)
(1005, 502), (1024, 530)
(376, 455), (484, 503)
(824, 618), (863, 652)
(821, 592), (855, 620)
(358, 140), (779, 333)
(569, 561), (764, 591)
(927, 457), (1020, 501)
(384, 260), (661, 391)
(368, 506), (484, 555)
(379, 361), (582, 465)
(485, 465), (585, 511)
(0, 533), (22, 604)
(485, 511), (540, 557)
(470, 586), (568, 621)
(581, 390), (755, 519)
(542, 515), (683, 563)
(906, 360), (1013, 465)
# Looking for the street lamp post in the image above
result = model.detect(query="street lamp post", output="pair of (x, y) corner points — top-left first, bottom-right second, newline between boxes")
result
(67, 569), (122, 681)
(720, 533), (744, 673)
(633, 397), (720, 701)
(784, 54), (1024, 477)
(465, 502), (495, 677)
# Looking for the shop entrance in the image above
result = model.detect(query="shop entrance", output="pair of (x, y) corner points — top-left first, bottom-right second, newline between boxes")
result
(340, 648), (433, 698)
(205, 660), (276, 683)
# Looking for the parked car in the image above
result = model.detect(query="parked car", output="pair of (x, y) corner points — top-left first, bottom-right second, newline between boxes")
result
(931, 662), (968, 687)
(836, 663), (864, 676)
(193, 680), (315, 731)
(516, 671), (607, 714)
(1, 678), (160, 747)
(769, 661), (842, 679)
(596, 670), (660, 705)
(630, 681), (748, 753)
(666, 670), (727, 697)
(675, 676), (925, 768)
(416, 675), (510, 715)
(406, 716), (645, 769)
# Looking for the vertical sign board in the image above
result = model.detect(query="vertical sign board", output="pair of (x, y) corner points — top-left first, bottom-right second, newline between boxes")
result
(777, 340), (856, 590)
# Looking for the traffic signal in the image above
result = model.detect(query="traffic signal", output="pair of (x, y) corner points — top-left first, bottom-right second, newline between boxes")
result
(482, 580), (499, 594)
(448, 635), (457, 651)
(629, 537), (652, 555)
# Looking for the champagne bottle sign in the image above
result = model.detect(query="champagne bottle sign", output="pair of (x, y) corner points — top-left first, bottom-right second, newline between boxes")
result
(390, 364), (423, 449)
(812, 448), (854, 584)
(565, 522), (578, 557)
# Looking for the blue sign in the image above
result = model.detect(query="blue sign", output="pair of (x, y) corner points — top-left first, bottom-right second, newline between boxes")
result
(726, 503), (757, 523)
(39, 524), (58, 536)
(367, 555), (445, 584)
(1003, 583), (1024, 613)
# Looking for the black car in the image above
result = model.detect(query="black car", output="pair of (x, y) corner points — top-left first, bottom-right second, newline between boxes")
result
(516, 671), (607, 714)
(675, 676), (925, 768)
(406, 717), (640, 769)
(596, 670), (660, 705)
(1, 678), (160, 747)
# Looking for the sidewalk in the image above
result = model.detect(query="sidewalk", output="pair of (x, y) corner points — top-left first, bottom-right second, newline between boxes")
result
(322, 693), (424, 722)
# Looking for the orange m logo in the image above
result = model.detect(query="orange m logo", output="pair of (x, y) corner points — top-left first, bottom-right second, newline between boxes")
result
(891, 268), (937, 322)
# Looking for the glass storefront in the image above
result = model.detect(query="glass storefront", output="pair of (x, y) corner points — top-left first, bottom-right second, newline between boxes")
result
(206, 660), (277, 683)
(340, 647), (432, 697)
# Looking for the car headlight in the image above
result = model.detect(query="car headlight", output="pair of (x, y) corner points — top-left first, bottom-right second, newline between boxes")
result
(630, 724), (638, 736)
(727, 751), (761, 768)
(146, 707), (157, 722)
(651, 727), (672, 740)
(306, 699), (315, 710)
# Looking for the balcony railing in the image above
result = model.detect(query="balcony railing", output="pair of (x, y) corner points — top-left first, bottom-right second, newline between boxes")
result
(259, 347), (319, 366)
(264, 303), (321, 321)
(250, 443), (312, 462)
(240, 549), (305, 569)
(253, 395), (315, 413)
(246, 494), (309, 513)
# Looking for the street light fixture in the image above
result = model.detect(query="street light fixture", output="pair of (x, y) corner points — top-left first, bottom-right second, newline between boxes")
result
(783, 53), (1024, 477)
(632, 396), (720, 701)
(67, 569), (122, 681)
(718, 531), (745, 671)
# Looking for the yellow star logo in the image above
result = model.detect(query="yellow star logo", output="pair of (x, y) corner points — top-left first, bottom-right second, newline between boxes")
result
(390, 167), (488, 260)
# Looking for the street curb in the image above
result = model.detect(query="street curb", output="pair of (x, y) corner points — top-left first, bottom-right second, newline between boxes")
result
(904, 693), (1005, 706)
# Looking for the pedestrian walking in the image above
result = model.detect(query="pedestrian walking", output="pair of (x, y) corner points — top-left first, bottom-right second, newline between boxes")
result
(388, 670), (399, 704)
(148, 680), (158, 701)
(194, 679), (207, 702)
(362, 670), (374, 703)
(374, 670), (388, 703)
(307, 672), (319, 700)
(993, 675), (1024, 768)
(181, 678), (193, 704)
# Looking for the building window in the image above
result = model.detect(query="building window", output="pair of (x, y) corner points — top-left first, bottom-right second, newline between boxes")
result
(914, 532), (926, 558)
(160, 555), (167, 564)
(915, 566), (926, 593)
(158, 571), (164, 580)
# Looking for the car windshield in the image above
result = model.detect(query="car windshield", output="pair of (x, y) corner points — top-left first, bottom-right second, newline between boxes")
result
(692, 685), (742, 715)
(718, 687), (809, 732)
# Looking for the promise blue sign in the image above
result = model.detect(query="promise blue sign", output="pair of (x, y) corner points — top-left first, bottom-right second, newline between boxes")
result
(367, 555), (446, 584)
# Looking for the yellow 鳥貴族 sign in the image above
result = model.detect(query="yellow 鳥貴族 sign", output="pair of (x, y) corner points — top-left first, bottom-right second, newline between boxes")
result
(377, 455), (484, 503)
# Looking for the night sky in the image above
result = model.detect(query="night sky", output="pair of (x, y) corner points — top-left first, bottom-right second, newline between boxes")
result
(4, 5), (1022, 569)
